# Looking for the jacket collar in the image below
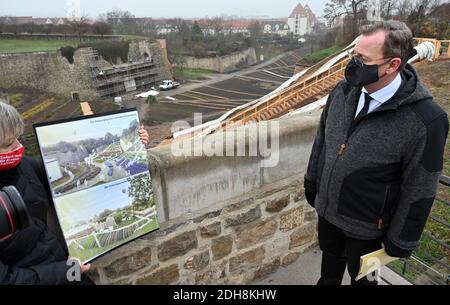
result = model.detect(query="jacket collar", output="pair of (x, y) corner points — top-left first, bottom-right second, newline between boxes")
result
(362, 73), (402, 106)
(340, 63), (433, 117)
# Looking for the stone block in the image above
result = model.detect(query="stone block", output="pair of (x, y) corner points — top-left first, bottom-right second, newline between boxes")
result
(235, 219), (277, 250)
(211, 235), (233, 261)
(157, 231), (198, 262)
(225, 206), (261, 228)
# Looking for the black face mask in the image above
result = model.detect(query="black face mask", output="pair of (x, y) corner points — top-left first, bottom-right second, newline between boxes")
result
(345, 57), (391, 87)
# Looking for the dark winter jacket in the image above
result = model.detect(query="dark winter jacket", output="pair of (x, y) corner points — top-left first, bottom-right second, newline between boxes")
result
(304, 64), (449, 257)
(0, 156), (71, 284)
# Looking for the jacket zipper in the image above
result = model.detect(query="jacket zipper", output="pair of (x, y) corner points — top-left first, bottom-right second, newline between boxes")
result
(323, 92), (397, 218)
(324, 134), (349, 217)
(323, 111), (376, 217)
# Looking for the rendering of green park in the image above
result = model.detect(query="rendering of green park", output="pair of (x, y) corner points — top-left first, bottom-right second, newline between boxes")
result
(34, 110), (160, 263)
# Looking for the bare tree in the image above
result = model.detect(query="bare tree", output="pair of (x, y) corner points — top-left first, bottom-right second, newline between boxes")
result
(93, 21), (112, 37)
(68, 15), (90, 42)
(324, 0), (367, 39)
(380, 0), (395, 19)
(169, 18), (192, 47)
(249, 21), (263, 42)
(0, 17), (5, 35)
(105, 9), (138, 35)
(428, 1), (450, 39)
(395, 0), (414, 20)
(23, 23), (39, 35)
(209, 17), (225, 37)
(7, 24), (20, 36)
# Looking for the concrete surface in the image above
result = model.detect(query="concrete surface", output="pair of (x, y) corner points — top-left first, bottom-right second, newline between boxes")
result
(253, 247), (412, 285)
(148, 114), (320, 222)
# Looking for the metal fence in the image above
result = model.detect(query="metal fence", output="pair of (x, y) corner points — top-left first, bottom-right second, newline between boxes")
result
(390, 175), (450, 285)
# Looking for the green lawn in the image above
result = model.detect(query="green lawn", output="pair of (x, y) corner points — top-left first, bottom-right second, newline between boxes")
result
(0, 39), (79, 54)
(303, 45), (343, 64)
(173, 66), (214, 81)
(68, 217), (159, 263)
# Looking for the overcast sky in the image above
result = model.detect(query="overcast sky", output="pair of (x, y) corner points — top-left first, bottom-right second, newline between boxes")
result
(0, 0), (328, 19)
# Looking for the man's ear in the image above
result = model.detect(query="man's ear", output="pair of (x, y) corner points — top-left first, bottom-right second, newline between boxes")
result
(388, 58), (402, 73)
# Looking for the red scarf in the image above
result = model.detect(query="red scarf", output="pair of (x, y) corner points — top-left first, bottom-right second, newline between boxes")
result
(0, 145), (25, 171)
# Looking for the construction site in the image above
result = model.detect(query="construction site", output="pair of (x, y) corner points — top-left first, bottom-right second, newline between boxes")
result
(0, 14), (448, 285)
(167, 38), (449, 139)
(74, 36), (450, 286)
(79, 48), (160, 98)
(0, 38), (172, 101)
(1, 31), (448, 285)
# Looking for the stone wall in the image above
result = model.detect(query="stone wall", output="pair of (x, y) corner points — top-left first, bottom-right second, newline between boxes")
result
(128, 40), (173, 81)
(0, 39), (173, 99)
(182, 48), (257, 73)
(0, 49), (97, 99)
(88, 114), (321, 285)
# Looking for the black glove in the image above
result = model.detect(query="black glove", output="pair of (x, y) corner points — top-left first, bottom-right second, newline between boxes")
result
(383, 237), (413, 258)
(305, 189), (317, 208)
(303, 177), (317, 208)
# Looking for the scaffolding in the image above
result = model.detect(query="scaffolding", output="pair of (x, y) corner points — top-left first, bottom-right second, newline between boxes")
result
(79, 47), (164, 98)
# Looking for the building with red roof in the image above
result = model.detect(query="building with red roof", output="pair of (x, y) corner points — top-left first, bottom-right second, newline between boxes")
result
(287, 2), (317, 36)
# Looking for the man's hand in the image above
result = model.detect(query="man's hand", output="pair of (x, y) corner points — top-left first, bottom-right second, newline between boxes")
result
(139, 125), (150, 145)
(305, 189), (317, 208)
(303, 177), (317, 208)
(69, 257), (91, 274)
(383, 238), (412, 258)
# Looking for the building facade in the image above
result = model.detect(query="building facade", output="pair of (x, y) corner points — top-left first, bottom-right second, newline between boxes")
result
(262, 20), (290, 37)
(287, 3), (317, 36)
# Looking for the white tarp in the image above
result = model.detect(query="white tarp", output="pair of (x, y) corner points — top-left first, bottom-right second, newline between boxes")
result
(173, 38), (360, 139)
(134, 90), (160, 98)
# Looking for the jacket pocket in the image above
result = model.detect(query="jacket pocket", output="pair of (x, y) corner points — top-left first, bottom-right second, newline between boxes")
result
(380, 182), (401, 225)
(337, 164), (401, 224)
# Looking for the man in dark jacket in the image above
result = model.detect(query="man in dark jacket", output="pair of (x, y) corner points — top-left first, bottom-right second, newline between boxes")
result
(304, 20), (449, 285)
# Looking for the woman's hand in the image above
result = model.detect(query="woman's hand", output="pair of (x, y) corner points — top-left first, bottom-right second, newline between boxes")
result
(139, 125), (150, 145)
(69, 257), (91, 274)
(0, 234), (12, 242)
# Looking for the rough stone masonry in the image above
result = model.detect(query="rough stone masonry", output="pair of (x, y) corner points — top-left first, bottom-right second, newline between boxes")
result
(0, 39), (172, 100)
(89, 174), (318, 284)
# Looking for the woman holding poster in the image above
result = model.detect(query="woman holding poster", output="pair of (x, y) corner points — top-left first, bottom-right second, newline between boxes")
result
(0, 101), (149, 285)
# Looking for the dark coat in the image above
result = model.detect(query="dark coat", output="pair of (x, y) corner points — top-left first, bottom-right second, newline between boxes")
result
(304, 64), (449, 257)
(0, 156), (71, 284)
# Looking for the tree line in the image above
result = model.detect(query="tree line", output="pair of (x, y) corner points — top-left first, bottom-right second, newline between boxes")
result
(0, 18), (113, 39)
(324, 0), (449, 45)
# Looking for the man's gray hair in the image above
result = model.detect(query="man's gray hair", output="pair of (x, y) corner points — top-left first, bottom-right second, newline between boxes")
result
(360, 20), (414, 71)
(0, 101), (24, 148)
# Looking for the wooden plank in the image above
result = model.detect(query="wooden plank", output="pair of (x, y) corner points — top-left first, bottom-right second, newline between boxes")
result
(80, 102), (93, 116)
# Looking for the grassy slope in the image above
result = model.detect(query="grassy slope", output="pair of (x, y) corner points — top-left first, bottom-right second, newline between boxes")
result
(0, 39), (80, 54)
(302, 45), (343, 63)
(173, 66), (214, 82)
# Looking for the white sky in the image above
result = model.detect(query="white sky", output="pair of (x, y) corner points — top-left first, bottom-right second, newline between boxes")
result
(0, 0), (328, 19)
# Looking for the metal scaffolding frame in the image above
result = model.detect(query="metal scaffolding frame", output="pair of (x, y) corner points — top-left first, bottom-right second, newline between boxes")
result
(79, 47), (164, 98)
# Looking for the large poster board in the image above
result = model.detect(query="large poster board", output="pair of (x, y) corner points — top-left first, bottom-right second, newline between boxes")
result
(34, 109), (159, 264)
